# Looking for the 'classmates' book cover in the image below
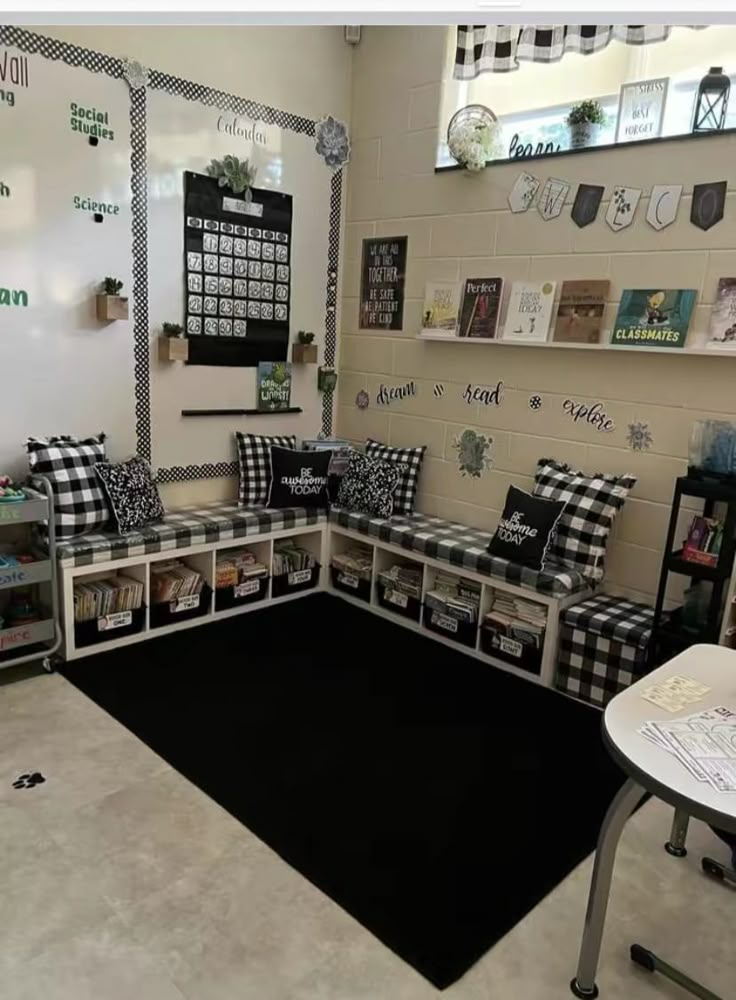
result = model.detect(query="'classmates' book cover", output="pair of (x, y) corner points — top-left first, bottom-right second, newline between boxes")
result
(553, 280), (609, 344)
(708, 278), (736, 350)
(457, 277), (503, 339)
(611, 289), (697, 349)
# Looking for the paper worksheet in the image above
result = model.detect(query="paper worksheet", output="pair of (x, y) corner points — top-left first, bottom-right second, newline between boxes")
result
(639, 705), (736, 793)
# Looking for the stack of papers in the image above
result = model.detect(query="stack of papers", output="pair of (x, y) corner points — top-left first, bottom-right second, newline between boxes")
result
(639, 705), (736, 793)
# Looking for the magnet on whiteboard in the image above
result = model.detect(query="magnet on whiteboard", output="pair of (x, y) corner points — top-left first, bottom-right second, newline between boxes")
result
(93, 213), (103, 223)
(88, 136), (99, 147)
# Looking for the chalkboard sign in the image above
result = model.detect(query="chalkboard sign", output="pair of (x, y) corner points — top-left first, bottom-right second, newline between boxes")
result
(359, 236), (407, 330)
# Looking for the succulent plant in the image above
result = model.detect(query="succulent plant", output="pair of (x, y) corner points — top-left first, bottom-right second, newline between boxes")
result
(102, 276), (124, 296)
(206, 155), (258, 199)
(297, 330), (316, 345)
(162, 321), (185, 338)
(566, 100), (607, 126)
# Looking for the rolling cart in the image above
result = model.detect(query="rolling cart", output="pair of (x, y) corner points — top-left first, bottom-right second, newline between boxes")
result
(0, 478), (61, 671)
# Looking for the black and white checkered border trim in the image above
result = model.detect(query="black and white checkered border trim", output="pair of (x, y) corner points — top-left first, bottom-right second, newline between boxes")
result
(0, 24), (123, 77)
(321, 169), (343, 437)
(2, 27), (340, 484)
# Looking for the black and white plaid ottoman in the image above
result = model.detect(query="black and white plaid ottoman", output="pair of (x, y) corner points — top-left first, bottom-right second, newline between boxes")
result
(556, 594), (654, 708)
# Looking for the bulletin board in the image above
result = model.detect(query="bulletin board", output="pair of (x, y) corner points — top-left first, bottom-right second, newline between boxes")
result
(0, 26), (342, 484)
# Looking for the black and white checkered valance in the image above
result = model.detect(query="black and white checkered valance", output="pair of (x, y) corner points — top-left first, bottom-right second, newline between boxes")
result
(454, 25), (699, 79)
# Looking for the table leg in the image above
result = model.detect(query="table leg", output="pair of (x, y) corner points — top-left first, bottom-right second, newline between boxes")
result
(570, 778), (646, 999)
(664, 807), (689, 857)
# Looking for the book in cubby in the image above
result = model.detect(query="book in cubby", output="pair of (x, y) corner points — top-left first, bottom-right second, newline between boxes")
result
(376, 562), (423, 620)
(423, 573), (481, 647)
(150, 560), (205, 604)
(215, 548), (269, 608)
(331, 546), (373, 600)
(73, 575), (144, 623)
(681, 515), (723, 568)
(480, 590), (546, 674)
(272, 539), (319, 596)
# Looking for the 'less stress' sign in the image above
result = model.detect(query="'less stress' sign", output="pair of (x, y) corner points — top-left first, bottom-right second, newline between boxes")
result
(359, 236), (407, 331)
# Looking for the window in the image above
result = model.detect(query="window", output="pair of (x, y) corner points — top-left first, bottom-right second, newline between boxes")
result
(438, 25), (736, 168)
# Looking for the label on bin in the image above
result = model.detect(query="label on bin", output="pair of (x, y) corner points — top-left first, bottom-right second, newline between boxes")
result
(235, 579), (260, 598)
(98, 611), (132, 632)
(338, 572), (359, 589)
(499, 635), (523, 658)
(172, 594), (200, 613)
(288, 569), (311, 586)
(385, 589), (408, 609)
(433, 612), (458, 634)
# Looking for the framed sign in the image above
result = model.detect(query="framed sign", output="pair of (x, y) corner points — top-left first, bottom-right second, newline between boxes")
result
(615, 77), (669, 143)
(359, 236), (407, 330)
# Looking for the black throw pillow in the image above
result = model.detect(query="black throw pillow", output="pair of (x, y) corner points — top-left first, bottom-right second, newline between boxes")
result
(267, 446), (331, 509)
(488, 485), (566, 570)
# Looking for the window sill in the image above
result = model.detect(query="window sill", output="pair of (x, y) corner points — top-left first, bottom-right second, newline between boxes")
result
(435, 125), (736, 173)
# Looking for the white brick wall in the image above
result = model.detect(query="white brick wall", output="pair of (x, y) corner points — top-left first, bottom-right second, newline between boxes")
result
(338, 26), (736, 606)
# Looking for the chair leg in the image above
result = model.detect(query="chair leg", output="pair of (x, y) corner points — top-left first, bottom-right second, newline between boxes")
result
(570, 779), (646, 998)
(665, 807), (689, 857)
(630, 944), (725, 1000)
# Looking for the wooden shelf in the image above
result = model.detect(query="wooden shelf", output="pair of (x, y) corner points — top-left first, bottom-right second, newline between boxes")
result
(415, 333), (731, 357)
(181, 407), (303, 417)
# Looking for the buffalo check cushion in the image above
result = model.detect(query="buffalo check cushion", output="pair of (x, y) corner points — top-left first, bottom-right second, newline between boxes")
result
(235, 433), (297, 506)
(533, 458), (636, 582)
(557, 593), (654, 707)
(365, 439), (425, 515)
(26, 434), (110, 539)
(329, 507), (587, 596)
(55, 503), (327, 566)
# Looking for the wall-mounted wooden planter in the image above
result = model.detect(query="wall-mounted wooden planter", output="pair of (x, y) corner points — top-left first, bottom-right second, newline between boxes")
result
(292, 343), (318, 364)
(159, 337), (189, 362)
(96, 294), (129, 321)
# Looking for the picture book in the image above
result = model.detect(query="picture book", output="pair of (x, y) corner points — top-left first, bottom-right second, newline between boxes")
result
(257, 361), (292, 410)
(502, 281), (557, 342)
(611, 289), (697, 349)
(421, 282), (461, 335)
(553, 280), (609, 344)
(457, 277), (503, 339)
(708, 278), (736, 350)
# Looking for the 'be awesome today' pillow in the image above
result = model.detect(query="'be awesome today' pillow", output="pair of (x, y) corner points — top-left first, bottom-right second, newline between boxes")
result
(488, 485), (566, 571)
(267, 446), (331, 509)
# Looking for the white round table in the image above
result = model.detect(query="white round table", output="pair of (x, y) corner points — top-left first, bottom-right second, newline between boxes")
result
(571, 644), (736, 999)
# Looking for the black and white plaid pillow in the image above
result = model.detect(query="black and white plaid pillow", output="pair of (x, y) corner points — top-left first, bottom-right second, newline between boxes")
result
(95, 456), (165, 533)
(365, 439), (425, 515)
(533, 458), (636, 582)
(26, 433), (110, 539)
(235, 432), (297, 506)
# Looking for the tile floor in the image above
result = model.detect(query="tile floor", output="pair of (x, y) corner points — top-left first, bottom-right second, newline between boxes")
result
(1, 668), (733, 1000)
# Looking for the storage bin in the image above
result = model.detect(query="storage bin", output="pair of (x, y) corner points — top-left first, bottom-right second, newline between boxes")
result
(422, 604), (477, 648)
(556, 593), (654, 707)
(215, 576), (268, 611)
(376, 580), (422, 622)
(74, 605), (146, 648)
(330, 564), (371, 602)
(271, 564), (320, 598)
(150, 584), (211, 629)
(480, 625), (543, 675)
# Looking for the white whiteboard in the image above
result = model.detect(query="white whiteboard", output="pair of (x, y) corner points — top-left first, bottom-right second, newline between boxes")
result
(0, 42), (134, 478)
(146, 87), (331, 474)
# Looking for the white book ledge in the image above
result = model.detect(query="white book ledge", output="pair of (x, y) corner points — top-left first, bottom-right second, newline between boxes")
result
(416, 332), (733, 356)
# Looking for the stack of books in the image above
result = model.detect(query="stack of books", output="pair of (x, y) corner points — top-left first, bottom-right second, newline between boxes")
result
(73, 575), (144, 623)
(482, 591), (546, 651)
(377, 563), (422, 600)
(150, 560), (205, 604)
(215, 549), (268, 589)
(273, 540), (317, 576)
(332, 547), (373, 581)
(425, 573), (481, 624)
(682, 516), (724, 568)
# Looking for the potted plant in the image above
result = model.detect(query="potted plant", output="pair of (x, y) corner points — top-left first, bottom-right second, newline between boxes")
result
(96, 276), (129, 321)
(318, 366), (337, 392)
(158, 321), (189, 362)
(292, 330), (318, 364)
(206, 155), (258, 202)
(565, 100), (607, 150)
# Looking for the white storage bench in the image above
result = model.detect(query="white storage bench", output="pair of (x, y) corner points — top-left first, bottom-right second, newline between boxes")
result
(55, 503), (329, 661)
(54, 502), (592, 690)
(325, 508), (591, 688)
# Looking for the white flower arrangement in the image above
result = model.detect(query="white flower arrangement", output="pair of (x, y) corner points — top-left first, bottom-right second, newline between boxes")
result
(448, 120), (502, 173)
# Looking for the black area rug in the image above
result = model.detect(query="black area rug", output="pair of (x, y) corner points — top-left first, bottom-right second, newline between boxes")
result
(63, 594), (624, 989)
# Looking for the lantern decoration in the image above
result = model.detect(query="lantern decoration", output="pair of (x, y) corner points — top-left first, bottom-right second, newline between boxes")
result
(692, 67), (730, 133)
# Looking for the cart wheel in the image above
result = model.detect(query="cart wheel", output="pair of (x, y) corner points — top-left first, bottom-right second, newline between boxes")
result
(42, 656), (57, 674)
(702, 856), (725, 881)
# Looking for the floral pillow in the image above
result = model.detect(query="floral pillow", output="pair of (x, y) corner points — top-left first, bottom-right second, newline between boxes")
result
(95, 456), (165, 534)
(336, 452), (401, 518)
